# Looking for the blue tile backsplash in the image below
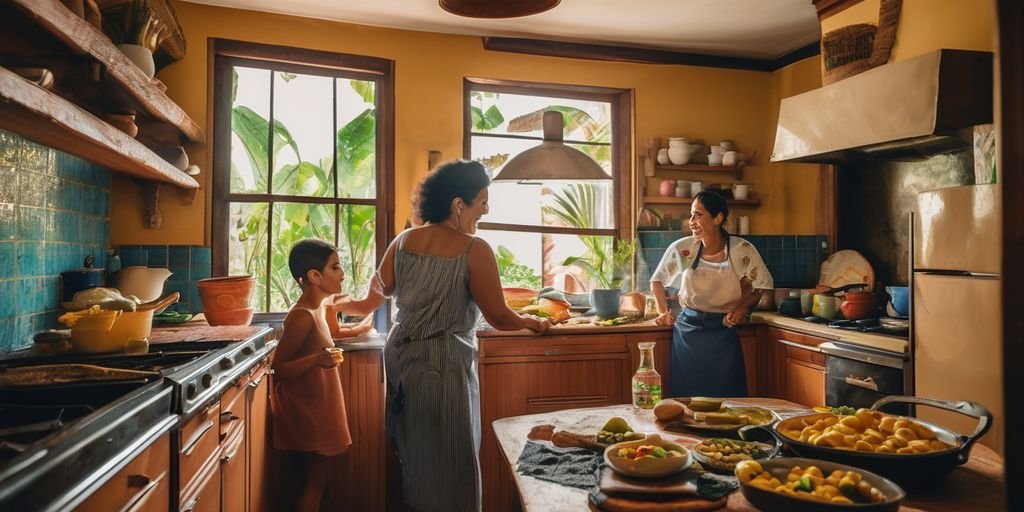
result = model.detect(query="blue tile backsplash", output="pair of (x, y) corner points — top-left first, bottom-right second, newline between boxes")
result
(637, 231), (829, 290)
(0, 130), (111, 352)
(117, 245), (212, 314)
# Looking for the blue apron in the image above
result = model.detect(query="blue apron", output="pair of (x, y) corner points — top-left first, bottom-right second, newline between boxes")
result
(667, 240), (748, 398)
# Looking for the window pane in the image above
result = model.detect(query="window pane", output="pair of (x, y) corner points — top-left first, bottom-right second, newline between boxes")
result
(230, 67), (271, 194)
(468, 93), (611, 144)
(227, 202), (269, 311)
(269, 202), (336, 311)
(272, 72), (334, 197)
(476, 230), (613, 291)
(483, 180), (613, 230)
(336, 79), (377, 199)
(337, 204), (376, 296)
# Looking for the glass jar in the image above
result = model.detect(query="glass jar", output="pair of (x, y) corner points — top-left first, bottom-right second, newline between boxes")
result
(632, 342), (663, 409)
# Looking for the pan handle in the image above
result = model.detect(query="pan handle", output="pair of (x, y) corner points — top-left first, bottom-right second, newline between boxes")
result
(738, 424), (783, 457)
(871, 395), (992, 464)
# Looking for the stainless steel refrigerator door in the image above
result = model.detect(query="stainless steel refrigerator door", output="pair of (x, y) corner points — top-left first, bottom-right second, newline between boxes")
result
(914, 184), (1001, 274)
(913, 272), (1002, 455)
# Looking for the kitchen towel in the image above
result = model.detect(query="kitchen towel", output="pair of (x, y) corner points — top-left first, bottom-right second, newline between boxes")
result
(517, 440), (603, 489)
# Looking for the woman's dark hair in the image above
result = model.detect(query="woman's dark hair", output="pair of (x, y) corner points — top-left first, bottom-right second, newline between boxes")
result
(412, 160), (491, 223)
(288, 238), (338, 285)
(694, 190), (730, 234)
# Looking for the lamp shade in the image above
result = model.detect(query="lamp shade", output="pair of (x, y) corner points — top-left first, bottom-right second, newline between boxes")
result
(492, 111), (610, 181)
(439, 0), (560, 18)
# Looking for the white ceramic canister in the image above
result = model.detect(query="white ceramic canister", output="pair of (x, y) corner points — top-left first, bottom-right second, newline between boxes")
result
(739, 216), (750, 235)
(690, 181), (703, 195)
(656, 148), (670, 165)
(722, 151), (738, 167)
(707, 151), (723, 166)
(675, 180), (690, 197)
(733, 183), (751, 200)
(667, 138), (692, 165)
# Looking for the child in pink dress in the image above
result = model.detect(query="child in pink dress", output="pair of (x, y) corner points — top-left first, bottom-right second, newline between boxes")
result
(271, 239), (372, 512)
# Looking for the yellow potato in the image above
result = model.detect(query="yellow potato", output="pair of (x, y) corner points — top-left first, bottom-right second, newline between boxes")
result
(879, 416), (898, 433)
(653, 399), (686, 420)
(839, 415), (864, 430)
(894, 427), (918, 441)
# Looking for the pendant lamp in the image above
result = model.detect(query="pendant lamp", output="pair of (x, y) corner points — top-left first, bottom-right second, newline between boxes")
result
(439, 0), (560, 19)
(492, 111), (610, 181)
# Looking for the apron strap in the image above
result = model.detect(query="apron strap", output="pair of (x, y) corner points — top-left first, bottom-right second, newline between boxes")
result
(690, 232), (731, 271)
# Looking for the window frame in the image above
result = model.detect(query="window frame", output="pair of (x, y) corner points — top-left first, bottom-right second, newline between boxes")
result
(210, 39), (395, 319)
(462, 77), (633, 246)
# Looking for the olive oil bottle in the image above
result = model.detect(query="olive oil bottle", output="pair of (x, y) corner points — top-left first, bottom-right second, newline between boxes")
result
(632, 342), (662, 409)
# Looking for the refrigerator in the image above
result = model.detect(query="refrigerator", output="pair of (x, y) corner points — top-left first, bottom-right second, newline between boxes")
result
(912, 184), (1003, 456)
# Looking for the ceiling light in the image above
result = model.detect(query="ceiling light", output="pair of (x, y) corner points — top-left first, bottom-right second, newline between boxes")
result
(492, 111), (610, 182)
(439, 0), (560, 19)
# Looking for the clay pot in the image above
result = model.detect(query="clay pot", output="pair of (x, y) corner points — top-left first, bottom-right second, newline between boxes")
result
(198, 276), (255, 317)
(840, 291), (876, 320)
(205, 307), (255, 327)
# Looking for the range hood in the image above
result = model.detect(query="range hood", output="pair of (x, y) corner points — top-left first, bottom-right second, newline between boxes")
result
(772, 49), (993, 163)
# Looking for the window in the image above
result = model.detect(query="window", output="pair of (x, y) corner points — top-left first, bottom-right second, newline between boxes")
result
(464, 78), (631, 290)
(212, 40), (393, 313)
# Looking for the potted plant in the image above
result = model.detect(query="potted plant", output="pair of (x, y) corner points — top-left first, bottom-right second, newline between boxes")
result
(563, 238), (636, 319)
(104, 0), (165, 78)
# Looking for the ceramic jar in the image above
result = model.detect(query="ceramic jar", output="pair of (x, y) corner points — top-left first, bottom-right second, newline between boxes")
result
(659, 179), (676, 197)
(675, 180), (690, 197)
(657, 148), (670, 165)
(733, 183), (751, 200)
(719, 140), (737, 151)
(812, 294), (839, 320)
(690, 181), (703, 195)
(667, 138), (692, 165)
(707, 151), (723, 166)
(117, 44), (155, 78)
(722, 151), (739, 166)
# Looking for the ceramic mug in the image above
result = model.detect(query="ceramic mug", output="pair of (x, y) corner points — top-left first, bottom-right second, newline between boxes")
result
(690, 181), (703, 195)
(800, 290), (814, 315)
(813, 294), (838, 320)
(733, 184), (750, 200)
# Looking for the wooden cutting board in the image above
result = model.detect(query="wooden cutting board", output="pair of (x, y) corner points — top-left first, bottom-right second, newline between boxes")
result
(818, 249), (875, 291)
(149, 322), (268, 344)
(590, 468), (729, 512)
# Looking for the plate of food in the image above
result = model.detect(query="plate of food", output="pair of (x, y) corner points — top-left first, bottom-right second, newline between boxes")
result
(691, 437), (778, 473)
(735, 458), (904, 511)
(655, 397), (778, 435)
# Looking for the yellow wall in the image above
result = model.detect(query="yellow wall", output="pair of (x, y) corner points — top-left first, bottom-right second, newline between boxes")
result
(111, 1), (823, 245)
(821, 0), (996, 62)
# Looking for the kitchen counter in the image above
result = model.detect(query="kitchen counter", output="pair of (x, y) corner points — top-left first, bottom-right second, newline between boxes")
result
(492, 401), (1005, 511)
(479, 321), (671, 337)
(751, 311), (908, 353)
(333, 330), (386, 351)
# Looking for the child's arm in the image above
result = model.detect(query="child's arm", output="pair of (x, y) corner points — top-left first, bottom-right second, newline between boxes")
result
(328, 313), (373, 339)
(272, 310), (336, 382)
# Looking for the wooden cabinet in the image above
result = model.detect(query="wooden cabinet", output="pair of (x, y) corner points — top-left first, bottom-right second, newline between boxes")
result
(178, 400), (221, 508)
(219, 428), (246, 512)
(479, 334), (629, 512)
(626, 331), (672, 396)
(76, 432), (171, 512)
(764, 327), (827, 408)
(247, 360), (272, 512)
(323, 347), (387, 511)
(737, 324), (761, 397)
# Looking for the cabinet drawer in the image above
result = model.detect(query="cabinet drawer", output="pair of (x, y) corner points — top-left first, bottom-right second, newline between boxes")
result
(220, 375), (249, 440)
(179, 448), (221, 512)
(178, 400), (220, 492)
(480, 334), (626, 359)
(76, 434), (170, 512)
(768, 327), (826, 365)
(786, 344), (825, 366)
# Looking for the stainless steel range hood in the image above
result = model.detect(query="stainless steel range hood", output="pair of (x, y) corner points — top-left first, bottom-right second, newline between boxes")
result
(771, 50), (993, 163)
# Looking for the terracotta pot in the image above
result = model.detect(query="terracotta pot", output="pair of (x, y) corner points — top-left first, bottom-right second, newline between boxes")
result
(198, 276), (255, 313)
(205, 307), (254, 327)
(840, 299), (875, 320)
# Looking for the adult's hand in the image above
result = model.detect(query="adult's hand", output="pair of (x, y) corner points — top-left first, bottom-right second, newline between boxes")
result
(723, 306), (748, 327)
(525, 316), (552, 335)
(654, 311), (675, 326)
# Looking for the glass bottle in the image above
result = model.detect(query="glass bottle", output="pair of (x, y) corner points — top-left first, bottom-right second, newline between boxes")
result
(632, 342), (663, 409)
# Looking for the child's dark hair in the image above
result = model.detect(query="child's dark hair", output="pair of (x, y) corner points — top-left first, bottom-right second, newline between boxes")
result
(412, 160), (491, 223)
(288, 239), (338, 285)
(694, 190), (730, 234)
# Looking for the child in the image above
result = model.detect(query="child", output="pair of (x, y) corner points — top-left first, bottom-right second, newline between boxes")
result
(270, 238), (369, 512)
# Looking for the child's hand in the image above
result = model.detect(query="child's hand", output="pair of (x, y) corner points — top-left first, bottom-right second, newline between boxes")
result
(316, 348), (339, 369)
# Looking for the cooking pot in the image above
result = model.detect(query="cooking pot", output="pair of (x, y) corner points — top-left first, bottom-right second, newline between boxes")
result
(739, 395), (991, 487)
(60, 255), (105, 303)
(886, 286), (909, 316)
(840, 291), (876, 320)
(777, 296), (802, 317)
(812, 294), (839, 320)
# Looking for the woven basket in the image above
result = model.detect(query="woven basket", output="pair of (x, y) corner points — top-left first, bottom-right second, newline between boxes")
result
(821, 0), (902, 85)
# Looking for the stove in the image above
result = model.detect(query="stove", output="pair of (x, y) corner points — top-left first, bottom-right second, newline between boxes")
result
(0, 326), (274, 510)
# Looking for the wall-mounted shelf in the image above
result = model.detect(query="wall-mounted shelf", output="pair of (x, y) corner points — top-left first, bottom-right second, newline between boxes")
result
(644, 196), (761, 207)
(654, 163), (747, 178)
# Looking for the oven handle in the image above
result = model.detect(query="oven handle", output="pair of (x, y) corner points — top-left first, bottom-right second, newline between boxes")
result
(844, 375), (879, 392)
(819, 342), (905, 369)
(776, 339), (820, 352)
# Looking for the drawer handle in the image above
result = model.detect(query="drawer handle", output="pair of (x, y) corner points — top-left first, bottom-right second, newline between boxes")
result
(181, 496), (199, 512)
(120, 471), (166, 512)
(777, 339), (821, 352)
(249, 373), (267, 388)
(845, 375), (879, 392)
(220, 411), (240, 423)
(544, 349), (562, 356)
(182, 419), (215, 456)
(528, 395), (607, 407)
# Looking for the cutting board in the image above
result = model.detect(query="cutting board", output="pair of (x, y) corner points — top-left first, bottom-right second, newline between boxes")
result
(149, 322), (268, 344)
(818, 250), (875, 291)
(589, 468), (729, 512)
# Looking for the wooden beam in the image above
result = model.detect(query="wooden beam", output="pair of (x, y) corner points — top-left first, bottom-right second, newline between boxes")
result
(0, 66), (199, 189)
(482, 37), (820, 72)
(813, 0), (866, 20)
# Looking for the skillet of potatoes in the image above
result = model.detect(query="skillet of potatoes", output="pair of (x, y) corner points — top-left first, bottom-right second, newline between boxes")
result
(776, 409), (954, 454)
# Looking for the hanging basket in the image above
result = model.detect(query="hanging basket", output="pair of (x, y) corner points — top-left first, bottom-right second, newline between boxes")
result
(821, 0), (902, 85)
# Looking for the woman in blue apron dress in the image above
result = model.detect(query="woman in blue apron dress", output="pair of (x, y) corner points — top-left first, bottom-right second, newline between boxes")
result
(650, 191), (773, 398)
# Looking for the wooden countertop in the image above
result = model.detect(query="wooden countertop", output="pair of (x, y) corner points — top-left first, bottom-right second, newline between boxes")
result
(751, 312), (909, 353)
(478, 321), (671, 337)
(492, 400), (1005, 512)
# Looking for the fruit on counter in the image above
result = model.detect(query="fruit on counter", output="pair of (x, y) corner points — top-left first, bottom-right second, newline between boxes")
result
(653, 398), (686, 420)
(597, 416), (644, 444)
(778, 408), (954, 454)
(615, 445), (685, 460)
(518, 297), (571, 323)
(686, 397), (724, 412)
(735, 460), (887, 504)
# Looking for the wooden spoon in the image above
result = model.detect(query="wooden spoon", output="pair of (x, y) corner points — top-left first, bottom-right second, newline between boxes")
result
(137, 292), (180, 313)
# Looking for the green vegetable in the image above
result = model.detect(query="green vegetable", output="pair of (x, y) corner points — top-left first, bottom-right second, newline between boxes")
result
(832, 405), (857, 416)
(651, 447), (667, 458)
(795, 475), (813, 492)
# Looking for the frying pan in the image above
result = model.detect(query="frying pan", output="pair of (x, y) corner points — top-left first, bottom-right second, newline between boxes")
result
(739, 395), (992, 487)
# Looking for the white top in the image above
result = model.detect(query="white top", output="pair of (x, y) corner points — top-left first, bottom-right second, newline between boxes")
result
(651, 235), (773, 293)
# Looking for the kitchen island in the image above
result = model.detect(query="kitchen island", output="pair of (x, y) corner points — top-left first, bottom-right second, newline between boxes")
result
(493, 401), (1006, 511)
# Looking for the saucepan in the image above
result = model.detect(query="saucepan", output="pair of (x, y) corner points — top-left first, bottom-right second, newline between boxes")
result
(739, 395), (992, 487)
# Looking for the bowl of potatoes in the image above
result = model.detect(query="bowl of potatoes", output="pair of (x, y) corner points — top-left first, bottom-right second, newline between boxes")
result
(735, 458), (904, 511)
(740, 396), (992, 486)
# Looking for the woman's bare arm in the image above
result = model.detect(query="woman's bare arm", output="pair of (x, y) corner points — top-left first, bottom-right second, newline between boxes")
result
(467, 241), (549, 333)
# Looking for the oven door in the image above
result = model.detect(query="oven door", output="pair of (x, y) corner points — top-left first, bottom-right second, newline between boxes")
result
(820, 342), (909, 415)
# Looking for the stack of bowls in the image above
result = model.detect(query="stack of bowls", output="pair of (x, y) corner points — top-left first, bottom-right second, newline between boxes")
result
(198, 276), (255, 326)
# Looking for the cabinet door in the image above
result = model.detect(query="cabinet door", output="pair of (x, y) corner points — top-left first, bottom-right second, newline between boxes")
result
(179, 450), (220, 512)
(220, 428), (246, 512)
(480, 341), (627, 512)
(737, 325), (759, 397)
(75, 433), (170, 512)
(785, 359), (826, 408)
(247, 361), (271, 512)
(323, 349), (386, 511)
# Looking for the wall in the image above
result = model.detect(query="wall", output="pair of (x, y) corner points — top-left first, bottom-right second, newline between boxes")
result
(109, 1), (821, 246)
(0, 131), (111, 352)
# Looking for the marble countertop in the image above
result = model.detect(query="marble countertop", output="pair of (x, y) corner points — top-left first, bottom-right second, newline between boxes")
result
(333, 331), (385, 351)
(492, 400), (1005, 512)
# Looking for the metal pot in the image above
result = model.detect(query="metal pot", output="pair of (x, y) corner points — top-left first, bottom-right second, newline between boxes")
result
(739, 395), (992, 487)
(60, 255), (105, 303)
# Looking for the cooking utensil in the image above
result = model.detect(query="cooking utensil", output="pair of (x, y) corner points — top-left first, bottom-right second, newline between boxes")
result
(740, 396), (992, 486)
(736, 457), (905, 512)
(136, 292), (179, 313)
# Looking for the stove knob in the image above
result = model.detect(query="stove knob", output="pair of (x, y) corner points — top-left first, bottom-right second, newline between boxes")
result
(241, 346), (254, 356)
(201, 373), (213, 388)
(186, 383), (197, 399)
(220, 357), (235, 370)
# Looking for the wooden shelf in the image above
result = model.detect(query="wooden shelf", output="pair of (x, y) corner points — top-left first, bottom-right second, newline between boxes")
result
(654, 163), (746, 178)
(0, 66), (198, 189)
(5, 0), (203, 144)
(644, 196), (761, 207)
